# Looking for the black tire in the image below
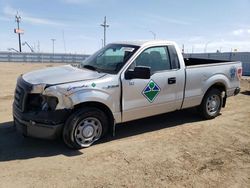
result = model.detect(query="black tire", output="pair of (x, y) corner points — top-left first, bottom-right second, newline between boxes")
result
(63, 107), (109, 149)
(199, 88), (222, 120)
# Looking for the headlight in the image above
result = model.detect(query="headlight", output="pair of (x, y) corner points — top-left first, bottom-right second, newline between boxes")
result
(27, 94), (58, 111)
(42, 96), (58, 111)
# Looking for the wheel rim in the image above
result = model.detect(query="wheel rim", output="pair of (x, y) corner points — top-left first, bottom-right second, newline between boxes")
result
(74, 117), (102, 147)
(206, 94), (220, 116)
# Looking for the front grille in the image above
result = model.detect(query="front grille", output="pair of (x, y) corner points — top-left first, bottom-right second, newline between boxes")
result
(14, 76), (32, 112)
(14, 84), (25, 111)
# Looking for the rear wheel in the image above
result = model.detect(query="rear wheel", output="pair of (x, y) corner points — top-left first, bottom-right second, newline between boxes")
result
(199, 88), (222, 119)
(63, 107), (108, 149)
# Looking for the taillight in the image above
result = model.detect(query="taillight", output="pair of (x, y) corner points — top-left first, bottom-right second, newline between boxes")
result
(237, 67), (242, 79)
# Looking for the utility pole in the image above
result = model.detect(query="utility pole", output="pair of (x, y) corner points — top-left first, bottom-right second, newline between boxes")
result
(15, 12), (22, 52)
(192, 45), (195, 53)
(62, 30), (67, 53)
(51, 39), (56, 54)
(100, 16), (109, 47)
(37, 40), (40, 52)
(149, 31), (156, 40)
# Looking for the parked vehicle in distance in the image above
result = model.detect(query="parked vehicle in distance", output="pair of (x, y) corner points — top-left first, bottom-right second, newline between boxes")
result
(13, 40), (242, 149)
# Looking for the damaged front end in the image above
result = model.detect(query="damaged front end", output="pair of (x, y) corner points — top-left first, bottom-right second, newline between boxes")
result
(26, 94), (58, 111)
(13, 76), (71, 139)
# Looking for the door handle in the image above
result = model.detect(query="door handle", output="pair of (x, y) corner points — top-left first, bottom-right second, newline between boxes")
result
(168, 77), (176, 84)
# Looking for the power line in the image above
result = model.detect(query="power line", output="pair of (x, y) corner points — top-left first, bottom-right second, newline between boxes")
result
(100, 16), (109, 47)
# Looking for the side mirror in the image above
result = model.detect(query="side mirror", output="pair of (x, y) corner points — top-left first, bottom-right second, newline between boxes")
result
(125, 66), (151, 80)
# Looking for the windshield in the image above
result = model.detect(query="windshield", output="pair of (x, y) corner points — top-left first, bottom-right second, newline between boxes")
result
(80, 44), (139, 74)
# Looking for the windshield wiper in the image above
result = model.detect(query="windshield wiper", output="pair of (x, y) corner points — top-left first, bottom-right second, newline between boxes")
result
(83, 65), (97, 71)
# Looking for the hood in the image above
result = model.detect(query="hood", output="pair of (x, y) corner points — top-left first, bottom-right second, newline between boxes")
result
(22, 65), (106, 85)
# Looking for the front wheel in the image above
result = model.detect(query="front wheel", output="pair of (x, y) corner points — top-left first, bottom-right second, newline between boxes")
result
(63, 107), (108, 149)
(199, 88), (222, 119)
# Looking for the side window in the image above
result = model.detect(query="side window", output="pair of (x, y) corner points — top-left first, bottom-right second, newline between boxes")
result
(132, 46), (171, 72)
(168, 45), (180, 69)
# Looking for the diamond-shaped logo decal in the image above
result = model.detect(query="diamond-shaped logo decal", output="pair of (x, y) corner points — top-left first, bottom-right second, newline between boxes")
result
(91, 83), (96, 87)
(142, 80), (161, 103)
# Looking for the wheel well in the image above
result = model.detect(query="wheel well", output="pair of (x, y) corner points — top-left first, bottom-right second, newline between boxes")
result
(205, 83), (227, 107)
(206, 83), (226, 94)
(73, 101), (114, 131)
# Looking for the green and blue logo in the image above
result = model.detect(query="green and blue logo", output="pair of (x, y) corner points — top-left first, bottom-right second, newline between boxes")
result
(230, 66), (237, 79)
(142, 80), (161, 103)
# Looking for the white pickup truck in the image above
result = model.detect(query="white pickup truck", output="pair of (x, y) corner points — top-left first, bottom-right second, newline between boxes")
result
(13, 40), (242, 149)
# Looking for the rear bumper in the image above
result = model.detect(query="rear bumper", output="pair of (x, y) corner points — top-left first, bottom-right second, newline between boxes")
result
(227, 87), (241, 97)
(234, 87), (240, 95)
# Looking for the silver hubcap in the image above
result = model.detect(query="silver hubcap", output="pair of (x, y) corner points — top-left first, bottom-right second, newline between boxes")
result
(206, 95), (220, 116)
(74, 117), (102, 147)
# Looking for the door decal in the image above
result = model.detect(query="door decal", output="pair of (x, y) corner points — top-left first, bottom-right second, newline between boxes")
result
(142, 80), (161, 103)
(229, 66), (236, 80)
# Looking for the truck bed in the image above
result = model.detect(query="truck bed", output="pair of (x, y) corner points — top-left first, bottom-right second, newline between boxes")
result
(182, 59), (241, 109)
(184, 58), (227, 66)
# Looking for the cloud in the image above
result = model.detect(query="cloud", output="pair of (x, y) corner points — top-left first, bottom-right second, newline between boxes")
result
(232, 29), (244, 36)
(62, 0), (94, 4)
(177, 27), (250, 53)
(232, 29), (250, 36)
(2, 5), (66, 26)
(3, 5), (22, 17)
(174, 32), (250, 53)
(187, 40), (250, 53)
(188, 36), (205, 42)
(147, 14), (191, 25)
(24, 16), (66, 26)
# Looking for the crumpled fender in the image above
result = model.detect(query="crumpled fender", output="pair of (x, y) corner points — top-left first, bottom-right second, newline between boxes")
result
(43, 86), (74, 109)
(68, 89), (115, 111)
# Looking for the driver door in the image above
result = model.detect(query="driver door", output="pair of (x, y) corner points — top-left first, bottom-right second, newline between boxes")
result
(121, 46), (179, 122)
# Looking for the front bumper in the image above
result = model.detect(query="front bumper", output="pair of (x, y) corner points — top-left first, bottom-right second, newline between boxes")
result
(14, 117), (63, 140)
(13, 105), (70, 140)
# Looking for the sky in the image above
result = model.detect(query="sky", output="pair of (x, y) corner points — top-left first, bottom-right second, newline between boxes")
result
(0, 0), (250, 54)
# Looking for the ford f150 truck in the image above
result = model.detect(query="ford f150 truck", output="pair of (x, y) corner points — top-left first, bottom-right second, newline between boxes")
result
(13, 40), (242, 149)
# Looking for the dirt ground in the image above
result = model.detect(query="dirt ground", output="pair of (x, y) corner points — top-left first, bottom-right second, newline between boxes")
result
(0, 63), (250, 188)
